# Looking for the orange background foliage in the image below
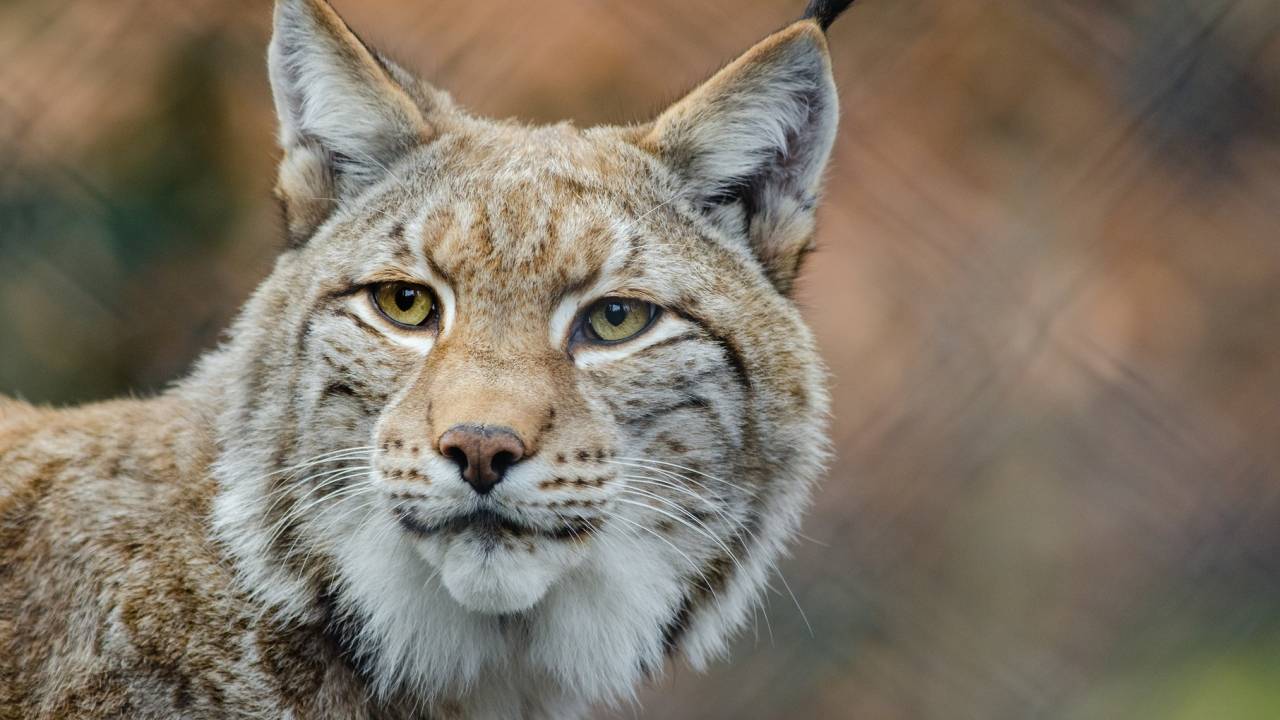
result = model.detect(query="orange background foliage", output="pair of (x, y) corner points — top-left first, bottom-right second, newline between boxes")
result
(2, 1), (1279, 717)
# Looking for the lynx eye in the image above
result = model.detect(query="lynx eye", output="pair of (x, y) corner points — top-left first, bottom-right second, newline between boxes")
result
(372, 282), (435, 328)
(584, 298), (657, 344)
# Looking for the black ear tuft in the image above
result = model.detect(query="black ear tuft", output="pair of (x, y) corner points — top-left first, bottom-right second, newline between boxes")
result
(802, 0), (856, 31)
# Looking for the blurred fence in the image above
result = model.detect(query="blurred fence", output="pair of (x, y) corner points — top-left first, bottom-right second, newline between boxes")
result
(2, 1), (1279, 718)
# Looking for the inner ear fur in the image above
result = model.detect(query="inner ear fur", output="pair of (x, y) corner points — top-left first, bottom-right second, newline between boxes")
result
(639, 21), (841, 294)
(268, 0), (440, 245)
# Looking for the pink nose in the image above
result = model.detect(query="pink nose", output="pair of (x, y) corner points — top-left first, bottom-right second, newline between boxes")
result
(437, 424), (526, 495)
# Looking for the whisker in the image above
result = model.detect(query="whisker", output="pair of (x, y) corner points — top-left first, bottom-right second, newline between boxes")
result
(606, 514), (722, 608)
(259, 461), (373, 517)
(259, 463), (374, 526)
(606, 457), (755, 497)
(286, 487), (383, 570)
(618, 475), (749, 532)
(261, 471), (374, 550)
(616, 469), (756, 541)
(795, 531), (830, 548)
(252, 448), (376, 519)
(772, 563), (813, 638)
(613, 489), (742, 569)
(615, 471), (800, 637)
(611, 191), (681, 241)
(261, 446), (376, 480)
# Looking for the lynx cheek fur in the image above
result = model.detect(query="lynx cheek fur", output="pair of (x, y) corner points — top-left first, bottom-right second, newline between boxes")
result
(0, 1), (854, 717)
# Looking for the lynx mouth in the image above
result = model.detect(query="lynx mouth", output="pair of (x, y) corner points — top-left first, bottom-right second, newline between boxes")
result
(395, 506), (597, 543)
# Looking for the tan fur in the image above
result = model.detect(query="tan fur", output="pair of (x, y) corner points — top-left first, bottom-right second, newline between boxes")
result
(1, 1), (848, 716)
(0, 398), (432, 717)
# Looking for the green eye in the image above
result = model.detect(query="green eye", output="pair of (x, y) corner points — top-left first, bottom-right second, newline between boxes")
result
(585, 298), (656, 343)
(372, 282), (435, 328)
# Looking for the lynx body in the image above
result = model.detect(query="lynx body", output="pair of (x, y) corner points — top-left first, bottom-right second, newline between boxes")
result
(0, 1), (853, 717)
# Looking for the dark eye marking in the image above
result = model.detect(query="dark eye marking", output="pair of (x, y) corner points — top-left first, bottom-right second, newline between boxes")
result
(621, 396), (713, 431)
(335, 308), (387, 341)
(323, 382), (358, 399)
(628, 332), (699, 357)
(320, 381), (380, 414)
(668, 308), (753, 395)
(423, 249), (455, 288)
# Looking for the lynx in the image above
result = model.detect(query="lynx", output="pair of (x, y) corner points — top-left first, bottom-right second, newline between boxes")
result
(0, 0), (853, 717)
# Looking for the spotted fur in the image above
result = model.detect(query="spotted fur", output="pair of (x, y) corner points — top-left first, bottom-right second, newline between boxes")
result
(0, 0), (853, 716)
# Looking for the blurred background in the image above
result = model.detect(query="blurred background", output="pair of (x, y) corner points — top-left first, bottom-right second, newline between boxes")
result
(2, 0), (1279, 717)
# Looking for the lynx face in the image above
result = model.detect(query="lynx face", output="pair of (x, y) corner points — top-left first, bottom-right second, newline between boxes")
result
(212, 0), (845, 707)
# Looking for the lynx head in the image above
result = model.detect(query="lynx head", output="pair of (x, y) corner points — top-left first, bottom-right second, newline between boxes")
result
(210, 0), (850, 709)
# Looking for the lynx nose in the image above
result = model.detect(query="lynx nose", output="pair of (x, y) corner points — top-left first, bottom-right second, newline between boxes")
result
(438, 424), (526, 495)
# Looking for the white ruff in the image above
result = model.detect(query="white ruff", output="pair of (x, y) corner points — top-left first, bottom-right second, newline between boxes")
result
(211, 445), (818, 717)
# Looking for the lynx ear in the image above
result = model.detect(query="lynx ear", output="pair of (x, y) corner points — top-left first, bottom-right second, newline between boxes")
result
(641, 9), (851, 294)
(269, 0), (433, 244)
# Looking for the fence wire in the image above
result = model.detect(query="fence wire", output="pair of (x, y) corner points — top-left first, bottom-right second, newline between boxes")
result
(2, 1), (1279, 718)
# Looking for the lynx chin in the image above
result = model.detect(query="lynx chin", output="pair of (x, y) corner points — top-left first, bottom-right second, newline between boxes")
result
(0, 0), (854, 716)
